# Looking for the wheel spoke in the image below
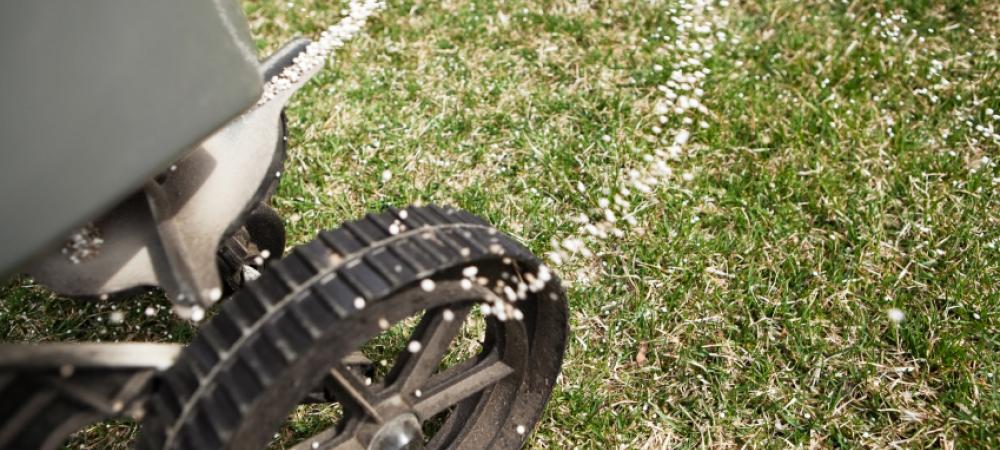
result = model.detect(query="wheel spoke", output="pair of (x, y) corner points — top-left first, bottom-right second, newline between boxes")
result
(422, 396), (480, 448)
(288, 419), (364, 450)
(325, 363), (382, 423)
(412, 350), (514, 421)
(341, 351), (373, 367)
(385, 304), (473, 395)
(302, 353), (375, 404)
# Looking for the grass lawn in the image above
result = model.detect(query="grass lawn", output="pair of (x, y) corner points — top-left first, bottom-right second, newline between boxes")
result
(2, 0), (998, 448)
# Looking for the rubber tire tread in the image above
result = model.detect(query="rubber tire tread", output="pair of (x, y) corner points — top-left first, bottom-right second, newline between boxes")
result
(136, 205), (555, 450)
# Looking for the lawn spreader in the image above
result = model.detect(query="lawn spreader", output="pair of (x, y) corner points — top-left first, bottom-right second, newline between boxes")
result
(0, 2), (569, 449)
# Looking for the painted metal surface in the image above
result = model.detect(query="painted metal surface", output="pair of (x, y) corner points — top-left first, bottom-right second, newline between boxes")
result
(27, 39), (314, 311)
(0, 0), (262, 276)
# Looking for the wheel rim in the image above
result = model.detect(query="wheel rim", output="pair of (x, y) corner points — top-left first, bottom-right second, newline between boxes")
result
(138, 208), (569, 450)
(280, 281), (535, 450)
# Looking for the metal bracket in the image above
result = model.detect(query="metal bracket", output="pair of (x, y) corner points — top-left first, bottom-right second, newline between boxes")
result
(27, 38), (324, 313)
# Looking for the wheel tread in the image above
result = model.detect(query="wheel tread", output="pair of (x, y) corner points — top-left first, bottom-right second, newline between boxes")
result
(373, 246), (418, 285)
(339, 260), (391, 301)
(342, 217), (385, 245)
(398, 206), (432, 229)
(292, 241), (333, 273)
(318, 228), (361, 255)
(406, 207), (444, 229)
(426, 204), (459, 223)
(226, 357), (265, 406)
(269, 261), (302, 290)
(187, 337), (221, 377)
(362, 249), (406, 286)
(447, 227), (489, 258)
(139, 205), (564, 450)
(314, 275), (358, 317)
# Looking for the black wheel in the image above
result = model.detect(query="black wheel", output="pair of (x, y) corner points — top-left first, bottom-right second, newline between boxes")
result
(243, 204), (287, 261)
(138, 205), (569, 450)
(218, 203), (288, 295)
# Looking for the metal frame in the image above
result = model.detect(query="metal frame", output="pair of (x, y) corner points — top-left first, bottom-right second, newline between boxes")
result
(0, 343), (182, 449)
(0, 1), (263, 275)
(0, 343), (181, 370)
(26, 38), (323, 314)
(0, 33), (326, 448)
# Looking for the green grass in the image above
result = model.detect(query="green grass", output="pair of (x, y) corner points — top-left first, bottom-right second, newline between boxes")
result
(2, 0), (999, 447)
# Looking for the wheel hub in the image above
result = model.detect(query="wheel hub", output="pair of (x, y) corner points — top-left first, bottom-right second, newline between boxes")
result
(367, 414), (422, 450)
